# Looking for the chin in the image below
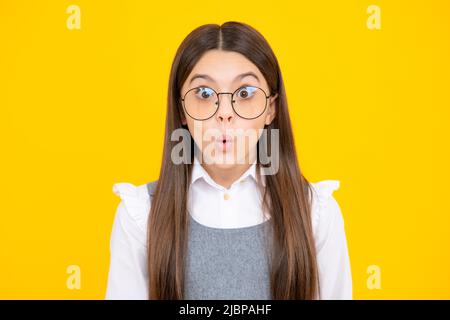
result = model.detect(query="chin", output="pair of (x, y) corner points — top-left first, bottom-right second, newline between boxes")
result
(210, 161), (238, 170)
(206, 153), (250, 168)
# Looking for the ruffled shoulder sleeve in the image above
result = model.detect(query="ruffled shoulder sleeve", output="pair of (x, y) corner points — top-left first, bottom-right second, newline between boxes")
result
(310, 180), (341, 249)
(105, 181), (156, 300)
(309, 180), (353, 299)
(111, 182), (152, 234)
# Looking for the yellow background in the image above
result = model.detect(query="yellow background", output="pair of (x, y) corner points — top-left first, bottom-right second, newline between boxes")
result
(1, 0), (449, 299)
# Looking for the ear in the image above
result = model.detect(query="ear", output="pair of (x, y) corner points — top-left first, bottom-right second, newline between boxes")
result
(264, 93), (278, 125)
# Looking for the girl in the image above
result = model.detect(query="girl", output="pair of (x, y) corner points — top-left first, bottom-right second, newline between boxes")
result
(105, 21), (352, 300)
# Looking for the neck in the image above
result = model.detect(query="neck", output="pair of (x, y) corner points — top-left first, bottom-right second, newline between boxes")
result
(197, 148), (258, 189)
(202, 162), (253, 190)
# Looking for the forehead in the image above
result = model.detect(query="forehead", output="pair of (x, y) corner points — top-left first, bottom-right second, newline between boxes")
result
(183, 49), (268, 90)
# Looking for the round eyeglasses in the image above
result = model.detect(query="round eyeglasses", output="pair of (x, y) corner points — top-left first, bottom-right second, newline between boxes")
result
(181, 86), (274, 121)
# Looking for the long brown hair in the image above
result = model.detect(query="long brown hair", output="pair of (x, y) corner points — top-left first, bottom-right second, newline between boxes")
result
(147, 21), (319, 299)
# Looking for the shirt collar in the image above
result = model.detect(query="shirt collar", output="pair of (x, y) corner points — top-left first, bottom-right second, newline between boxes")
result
(190, 156), (266, 190)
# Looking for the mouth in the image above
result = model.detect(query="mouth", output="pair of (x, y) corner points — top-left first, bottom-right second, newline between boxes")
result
(216, 133), (233, 152)
(221, 134), (233, 144)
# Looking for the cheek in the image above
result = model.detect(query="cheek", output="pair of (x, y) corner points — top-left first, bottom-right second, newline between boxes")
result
(184, 120), (216, 149)
(232, 119), (266, 150)
(236, 118), (266, 134)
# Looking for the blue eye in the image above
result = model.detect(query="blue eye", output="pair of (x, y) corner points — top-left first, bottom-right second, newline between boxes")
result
(236, 86), (257, 99)
(194, 87), (215, 100)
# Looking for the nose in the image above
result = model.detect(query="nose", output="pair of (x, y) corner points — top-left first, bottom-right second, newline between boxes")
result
(216, 93), (235, 123)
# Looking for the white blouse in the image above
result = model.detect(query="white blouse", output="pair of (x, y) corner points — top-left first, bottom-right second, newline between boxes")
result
(105, 162), (353, 300)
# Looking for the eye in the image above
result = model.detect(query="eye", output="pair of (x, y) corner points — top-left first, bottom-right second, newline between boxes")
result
(194, 87), (215, 100)
(236, 86), (257, 99)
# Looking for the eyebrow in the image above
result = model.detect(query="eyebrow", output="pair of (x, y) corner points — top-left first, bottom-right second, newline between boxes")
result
(188, 72), (260, 85)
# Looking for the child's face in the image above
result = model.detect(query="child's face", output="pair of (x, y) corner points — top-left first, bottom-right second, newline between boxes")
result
(180, 49), (277, 168)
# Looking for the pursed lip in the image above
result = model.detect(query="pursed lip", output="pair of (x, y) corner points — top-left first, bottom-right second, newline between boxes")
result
(211, 133), (233, 143)
(220, 133), (233, 143)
